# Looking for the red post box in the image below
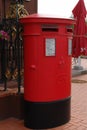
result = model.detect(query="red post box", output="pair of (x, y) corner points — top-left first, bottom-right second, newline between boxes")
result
(20, 14), (75, 129)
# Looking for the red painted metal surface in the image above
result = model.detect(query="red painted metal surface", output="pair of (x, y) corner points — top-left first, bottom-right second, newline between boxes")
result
(20, 14), (75, 102)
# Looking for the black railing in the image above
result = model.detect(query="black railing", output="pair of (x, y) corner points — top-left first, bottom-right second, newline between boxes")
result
(0, 18), (24, 93)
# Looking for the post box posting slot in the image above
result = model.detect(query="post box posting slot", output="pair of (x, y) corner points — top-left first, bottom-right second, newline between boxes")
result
(42, 24), (58, 32)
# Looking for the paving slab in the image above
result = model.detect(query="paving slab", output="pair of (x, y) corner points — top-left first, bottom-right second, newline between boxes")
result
(72, 58), (87, 77)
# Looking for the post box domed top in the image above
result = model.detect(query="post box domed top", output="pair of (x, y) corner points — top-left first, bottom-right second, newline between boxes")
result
(20, 13), (76, 25)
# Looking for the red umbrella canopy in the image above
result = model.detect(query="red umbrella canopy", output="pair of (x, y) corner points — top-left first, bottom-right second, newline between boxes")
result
(72, 0), (87, 57)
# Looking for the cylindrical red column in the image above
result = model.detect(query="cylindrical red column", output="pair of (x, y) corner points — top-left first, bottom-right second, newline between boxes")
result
(20, 14), (76, 129)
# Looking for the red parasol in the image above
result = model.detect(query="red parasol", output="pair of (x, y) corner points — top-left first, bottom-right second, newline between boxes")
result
(72, 0), (87, 57)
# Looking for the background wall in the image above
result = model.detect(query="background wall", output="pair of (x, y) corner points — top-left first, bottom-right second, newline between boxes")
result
(0, 0), (37, 20)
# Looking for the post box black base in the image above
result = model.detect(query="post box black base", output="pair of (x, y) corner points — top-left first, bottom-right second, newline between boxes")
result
(24, 97), (71, 129)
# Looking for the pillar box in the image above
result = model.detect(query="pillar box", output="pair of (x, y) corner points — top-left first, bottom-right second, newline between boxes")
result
(20, 14), (75, 129)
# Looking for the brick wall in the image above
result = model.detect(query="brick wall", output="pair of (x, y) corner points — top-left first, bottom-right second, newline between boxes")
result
(0, 0), (37, 20)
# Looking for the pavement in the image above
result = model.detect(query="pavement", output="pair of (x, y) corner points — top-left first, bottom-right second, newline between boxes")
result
(72, 58), (87, 77)
(0, 58), (87, 130)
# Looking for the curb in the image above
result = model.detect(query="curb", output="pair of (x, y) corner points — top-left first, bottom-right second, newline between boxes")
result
(72, 69), (87, 77)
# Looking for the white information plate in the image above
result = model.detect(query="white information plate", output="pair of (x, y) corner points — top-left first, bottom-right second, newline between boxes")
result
(45, 38), (56, 56)
(68, 39), (72, 55)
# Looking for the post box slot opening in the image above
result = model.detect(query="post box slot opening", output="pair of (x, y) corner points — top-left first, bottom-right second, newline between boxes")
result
(66, 26), (73, 33)
(42, 24), (58, 32)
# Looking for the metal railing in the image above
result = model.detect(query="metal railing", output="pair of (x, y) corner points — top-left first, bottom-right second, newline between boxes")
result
(0, 18), (24, 93)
